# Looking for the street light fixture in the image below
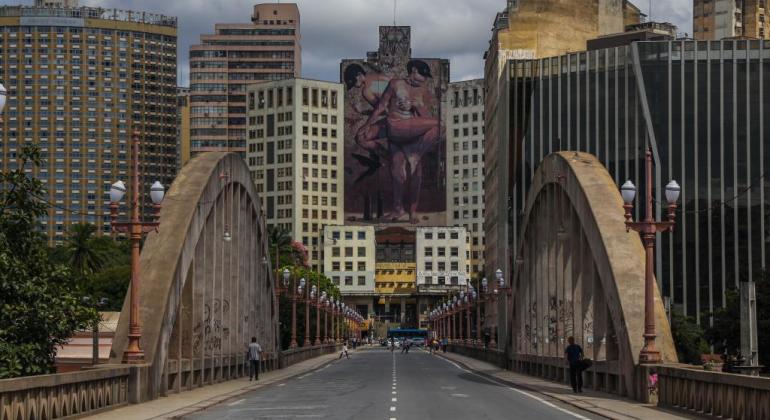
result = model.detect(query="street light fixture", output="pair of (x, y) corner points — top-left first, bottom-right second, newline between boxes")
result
(620, 147), (679, 364)
(109, 131), (165, 364)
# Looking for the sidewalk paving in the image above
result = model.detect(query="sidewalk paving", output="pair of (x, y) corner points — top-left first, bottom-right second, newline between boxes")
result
(84, 350), (348, 420)
(436, 351), (696, 420)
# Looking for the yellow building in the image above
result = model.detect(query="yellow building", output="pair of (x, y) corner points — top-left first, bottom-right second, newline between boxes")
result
(0, 2), (178, 242)
(375, 262), (416, 325)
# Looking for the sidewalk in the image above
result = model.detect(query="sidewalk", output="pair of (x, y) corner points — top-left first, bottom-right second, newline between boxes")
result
(436, 351), (694, 420)
(85, 351), (345, 420)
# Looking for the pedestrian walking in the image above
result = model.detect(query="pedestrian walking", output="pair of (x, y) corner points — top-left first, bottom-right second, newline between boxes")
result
(390, 337), (395, 352)
(441, 337), (448, 353)
(564, 336), (584, 393)
(339, 342), (350, 359)
(247, 337), (262, 381)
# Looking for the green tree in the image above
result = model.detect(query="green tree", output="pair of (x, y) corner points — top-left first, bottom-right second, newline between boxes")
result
(705, 271), (770, 372)
(705, 289), (740, 356)
(64, 223), (109, 280)
(0, 145), (98, 378)
(670, 309), (710, 364)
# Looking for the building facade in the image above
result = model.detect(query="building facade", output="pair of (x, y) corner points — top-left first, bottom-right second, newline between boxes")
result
(504, 39), (770, 323)
(322, 225), (376, 314)
(176, 87), (190, 170)
(694, 0), (769, 41)
(374, 227), (417, 326)
(189, 3), (300, 154)
(415, 226), (470, 288)
(245, 78), (344, 270)
(447, 79), (485, 277)
(0, 3), (177, 241)
(483, 0), (641, 281)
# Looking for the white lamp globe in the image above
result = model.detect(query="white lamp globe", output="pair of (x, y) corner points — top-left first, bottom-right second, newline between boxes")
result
(620, 180), (636, 204)
(109, 180), (126, 203)
(150, 181), (165, 204)
(665, 180), (681, 205)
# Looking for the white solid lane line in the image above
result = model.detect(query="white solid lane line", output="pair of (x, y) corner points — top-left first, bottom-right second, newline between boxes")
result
(437, 356), (591, 420)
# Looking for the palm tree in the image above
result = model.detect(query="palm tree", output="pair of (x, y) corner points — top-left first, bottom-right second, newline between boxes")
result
(268, 225), (293, 266)
(64, 223), (108, 279)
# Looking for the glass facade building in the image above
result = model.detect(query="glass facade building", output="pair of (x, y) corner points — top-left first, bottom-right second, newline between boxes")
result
(507, 39), (770, 322)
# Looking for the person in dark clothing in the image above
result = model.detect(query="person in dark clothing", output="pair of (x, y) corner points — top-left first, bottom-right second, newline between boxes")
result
(564, 336), (584, 393)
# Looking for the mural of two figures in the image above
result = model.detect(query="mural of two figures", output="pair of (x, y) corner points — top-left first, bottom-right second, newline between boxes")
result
(342, 26), (449, 226)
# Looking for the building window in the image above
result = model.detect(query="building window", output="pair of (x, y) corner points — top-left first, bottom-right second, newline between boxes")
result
(345, 261), (353, 271)
(332, 276), (340, 285)
(424, 276), (432, 285)
(437, 247), (445, 257)
(345, 247), (353, 257)
(438, 276), (446, 285)
(425, 261), (433, 270)
(450, 232), (459, 240)
(450, 247), (459, 257)
(332, 261), (340, 270)
(345, 276), (353, 286)
(358, 231), (366, 240)
(451, 276), (459, 285)
(357, 276), (366, 286)
(424, 247), (433, 257)
(357, 261), (366, 271)
(358, 247), (366, 257)
(451, 261), (459, 271)
(332, 247), (340, 257)
(424, 232), (433, 239)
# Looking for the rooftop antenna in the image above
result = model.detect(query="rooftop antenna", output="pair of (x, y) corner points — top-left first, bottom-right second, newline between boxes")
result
(648, 0), (652, 21)
(393, 0), (397, 26)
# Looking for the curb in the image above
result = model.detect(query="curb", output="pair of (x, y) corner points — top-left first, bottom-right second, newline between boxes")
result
(433, 352), (618, 419)
(159, 354), (341, 419)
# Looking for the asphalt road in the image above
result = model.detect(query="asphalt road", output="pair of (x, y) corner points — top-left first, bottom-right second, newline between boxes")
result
(187, 347), (599, 420)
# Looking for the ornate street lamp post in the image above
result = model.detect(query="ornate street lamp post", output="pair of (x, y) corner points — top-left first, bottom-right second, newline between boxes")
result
(477, 278), (486, 347)
(489, 268), (504, 349)
(303, 279), (312, 347)
(621, 148), (680, 364)
(314, 289), (323, 346)
(465, 289), (473, 345)
(109, 131), (165, 364)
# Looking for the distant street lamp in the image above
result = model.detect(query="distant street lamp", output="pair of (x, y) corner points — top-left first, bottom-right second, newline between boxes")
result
(621, 147), (680, 364)
(0, 82), (7, 121)
(109, 131), (165, 364)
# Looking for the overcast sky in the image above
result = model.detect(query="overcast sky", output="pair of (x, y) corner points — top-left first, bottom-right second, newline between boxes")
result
(26, 0), (692, 85)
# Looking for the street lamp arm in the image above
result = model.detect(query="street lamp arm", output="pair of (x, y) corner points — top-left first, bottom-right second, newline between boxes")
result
(625, 220), (675, 234)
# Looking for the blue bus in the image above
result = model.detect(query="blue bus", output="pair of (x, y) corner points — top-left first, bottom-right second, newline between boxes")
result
(387, 328), (428, 346)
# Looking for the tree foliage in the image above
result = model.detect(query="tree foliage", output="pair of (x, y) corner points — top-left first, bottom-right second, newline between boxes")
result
(0, 145), (98, 378)
(670, 309), (710, 364)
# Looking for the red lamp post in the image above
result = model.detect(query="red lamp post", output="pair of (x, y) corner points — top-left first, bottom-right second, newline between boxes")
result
(109, 131), (165, 364)
(303, 278), (311, 347)
(621, 148), (680, 364)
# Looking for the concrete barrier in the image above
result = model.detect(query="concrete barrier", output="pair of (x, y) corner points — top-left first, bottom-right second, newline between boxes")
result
(279, 344), (341, 369)
(448, 344), (507, 369)
(655, 364), (770, 419)
(0, 366), (131, 420)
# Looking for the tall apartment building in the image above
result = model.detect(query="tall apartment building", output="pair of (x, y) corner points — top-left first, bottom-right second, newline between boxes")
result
(694, 0), (769, 40)
(176, 87), (190, 170)
(0, 3), (177, 241)
(245, 78), (344, 270)
(447, 79), (485, 278)
(416, 226), (469, 328)
(189, 3), (300, 155)
(322, 225), (376, 315)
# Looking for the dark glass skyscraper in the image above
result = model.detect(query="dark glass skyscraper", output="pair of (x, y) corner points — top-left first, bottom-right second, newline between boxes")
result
(505, 39), (770, 322)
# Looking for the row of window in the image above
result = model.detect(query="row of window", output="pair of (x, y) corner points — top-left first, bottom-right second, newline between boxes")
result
(423, 231), (460, 240)
(332, 276), (368, 286)
(451, 112), (482, 124)
(330, 261), (369, 271)
(423, 246), (461, 257)
(331, 246), (367, 257)
(422, 276), (462, 285)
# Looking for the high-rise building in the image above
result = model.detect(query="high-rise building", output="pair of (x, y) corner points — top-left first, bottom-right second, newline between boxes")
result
(447, 79), (485, 278)
(503, 38), (770, 323)
(176, 87), (190, 170)
(694, 0), (769, 40)
(245, 78), (344, 270)
(341, 26), (450, 227)
(0, 3), (177, 241)
(189, 3), (300, 155)
(483, 0), (639, 281)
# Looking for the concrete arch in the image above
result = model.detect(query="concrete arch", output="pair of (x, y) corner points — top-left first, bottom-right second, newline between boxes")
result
(508, 151), (676, 397)
(110, 153), (276, 399)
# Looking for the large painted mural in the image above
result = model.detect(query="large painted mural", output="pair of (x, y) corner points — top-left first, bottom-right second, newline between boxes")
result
(341, 26), (449, 226)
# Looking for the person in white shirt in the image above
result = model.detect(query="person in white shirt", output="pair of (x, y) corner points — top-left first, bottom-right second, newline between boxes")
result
(248, 337), (262, 381)
(339, 342), (350, 359)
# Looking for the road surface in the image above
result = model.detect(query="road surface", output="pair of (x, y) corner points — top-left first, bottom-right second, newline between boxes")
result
(187, 347), (599, 419)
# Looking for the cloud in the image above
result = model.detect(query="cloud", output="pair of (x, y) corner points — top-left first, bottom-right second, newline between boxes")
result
(69, 0), (691, 85)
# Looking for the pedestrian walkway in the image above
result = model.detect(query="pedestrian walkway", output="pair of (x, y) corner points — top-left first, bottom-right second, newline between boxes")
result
(435, 351), (694, 420)
(83, 351), (346, 420)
